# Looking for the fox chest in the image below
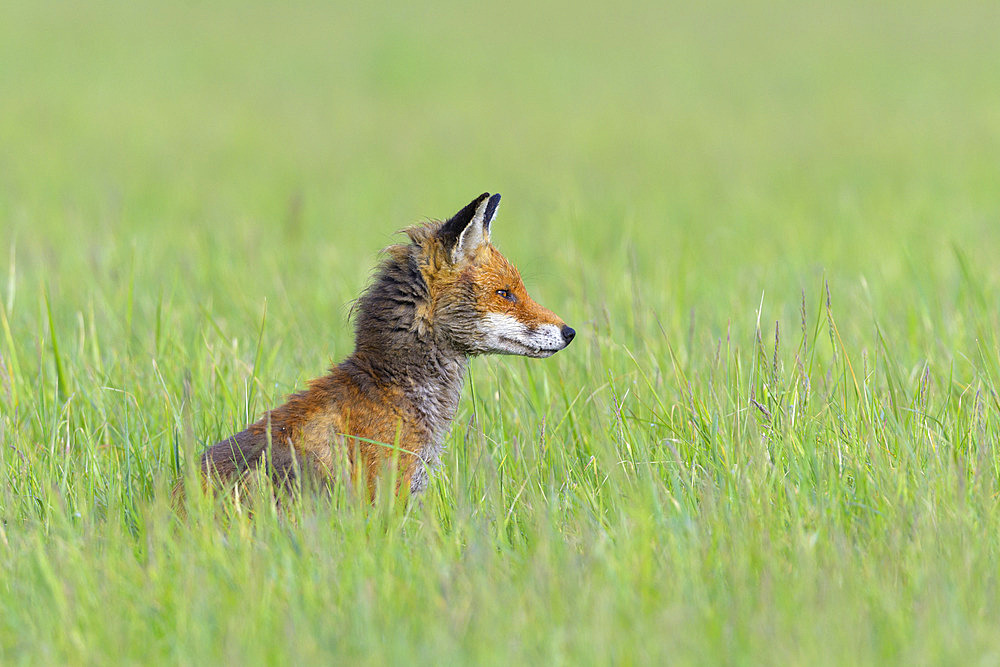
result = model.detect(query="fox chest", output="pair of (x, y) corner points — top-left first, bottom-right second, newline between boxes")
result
(292, 390), (458, 495)
(403, 378), (464, 494)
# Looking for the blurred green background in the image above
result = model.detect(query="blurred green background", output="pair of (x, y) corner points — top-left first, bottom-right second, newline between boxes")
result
(4, 0), (998, 318)
(3, 0), (1000, 663)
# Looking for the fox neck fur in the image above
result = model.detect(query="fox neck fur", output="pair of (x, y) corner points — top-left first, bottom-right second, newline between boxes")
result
(343, 242), (471, 491)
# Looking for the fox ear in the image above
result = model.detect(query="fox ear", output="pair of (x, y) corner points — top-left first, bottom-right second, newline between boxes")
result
(439, 192), (498, 264)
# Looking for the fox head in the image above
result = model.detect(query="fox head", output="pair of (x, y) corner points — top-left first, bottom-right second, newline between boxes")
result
(423, 192), (575, 358)
(358, 192), (574, 360)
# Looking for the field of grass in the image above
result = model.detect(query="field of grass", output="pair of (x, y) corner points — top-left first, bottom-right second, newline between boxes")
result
(3, 0), (1000, 662)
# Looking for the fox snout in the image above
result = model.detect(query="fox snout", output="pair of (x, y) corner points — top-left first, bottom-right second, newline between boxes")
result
(529, 321), (576, 357)
(530, 322), (576, 357)
(478, 313), (575, 358)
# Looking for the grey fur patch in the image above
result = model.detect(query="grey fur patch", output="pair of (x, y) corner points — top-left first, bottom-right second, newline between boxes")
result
(409, 461), (430, 494)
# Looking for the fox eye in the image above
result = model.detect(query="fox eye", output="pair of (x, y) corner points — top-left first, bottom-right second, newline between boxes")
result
(496, 289), (517, 303)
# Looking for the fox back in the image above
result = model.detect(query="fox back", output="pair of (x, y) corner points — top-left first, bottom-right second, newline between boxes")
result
(199, 192), (575, 498)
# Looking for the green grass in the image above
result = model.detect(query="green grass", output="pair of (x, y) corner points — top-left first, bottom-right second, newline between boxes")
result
(3, 0), (1000, 662)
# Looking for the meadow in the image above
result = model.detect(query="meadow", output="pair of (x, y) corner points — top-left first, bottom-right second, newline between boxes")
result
(2, 0), (1000, 662)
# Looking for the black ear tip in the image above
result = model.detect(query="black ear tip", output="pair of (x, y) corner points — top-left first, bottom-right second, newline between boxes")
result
(484, 193), (501, 223)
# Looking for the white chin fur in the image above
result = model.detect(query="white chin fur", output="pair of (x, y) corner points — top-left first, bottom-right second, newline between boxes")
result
(480, 314), (566, 358)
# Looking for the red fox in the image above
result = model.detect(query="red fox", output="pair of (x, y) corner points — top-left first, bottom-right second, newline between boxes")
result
(199, 192), (575, 499)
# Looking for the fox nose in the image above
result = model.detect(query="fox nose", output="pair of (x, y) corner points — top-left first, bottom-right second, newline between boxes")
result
(561, 326), (576, 344)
